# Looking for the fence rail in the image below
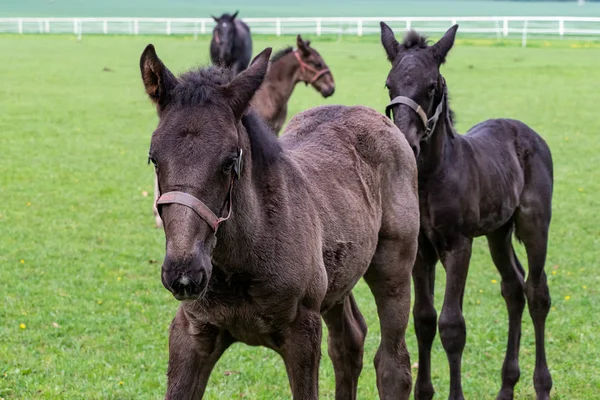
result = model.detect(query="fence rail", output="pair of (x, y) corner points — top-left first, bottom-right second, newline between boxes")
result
(2, 16), (600, 41)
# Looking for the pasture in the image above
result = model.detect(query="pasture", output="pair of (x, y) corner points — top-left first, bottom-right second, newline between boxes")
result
(1, 33), (599, 399)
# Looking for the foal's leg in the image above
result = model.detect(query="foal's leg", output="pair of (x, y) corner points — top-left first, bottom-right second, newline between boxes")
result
(438, 237), (472, 400)
(413, 236), (439, 400)
(487, 222), (526, 400)
(279, 308), (322, 400)
(364, 238), (414, 400)
(516, 208), (553, 400)
(323, 293), (368, 400)
(165, 307), (233, 400)
(153, 172), (163, 228)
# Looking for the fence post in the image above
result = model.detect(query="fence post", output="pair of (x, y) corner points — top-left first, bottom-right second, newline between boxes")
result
(201, 20), (206, 34)
(276, 18), (281, 36)
(451, 18), (457, 27)
(522, 20), (528, 48)
(316, 18), (321, 36)
(559, 19), (564, 37)
(18, 19), (23, 34)
(166, 20), (171, 35)
(357, 19), (362, 36)
(503, 18), (508, 37)
(45, 19), (50, 33)
(134, 18), (139, 35)
(103, 20), (107, 34)
(38, 19), (43, 34)
(406, 19), (411, 31)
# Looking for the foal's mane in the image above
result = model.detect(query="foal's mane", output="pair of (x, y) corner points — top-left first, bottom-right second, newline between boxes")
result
(172, 65), (282, 171)
(401, 30), (430, 50)
(270, 47), (294, 64)
(399, 30), (457, 126)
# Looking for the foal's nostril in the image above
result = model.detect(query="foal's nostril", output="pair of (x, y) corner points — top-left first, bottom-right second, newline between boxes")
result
(167, 270), (206, 300)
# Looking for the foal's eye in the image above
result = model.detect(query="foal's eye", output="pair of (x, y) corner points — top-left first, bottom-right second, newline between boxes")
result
(148, 157), (158, 167)
(428, 84), (437, 97)
(222, 157), (236, 174)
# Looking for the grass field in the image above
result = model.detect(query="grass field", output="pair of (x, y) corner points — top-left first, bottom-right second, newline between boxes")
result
(2, 0), (600, 18)
(1, 32), (599, 399)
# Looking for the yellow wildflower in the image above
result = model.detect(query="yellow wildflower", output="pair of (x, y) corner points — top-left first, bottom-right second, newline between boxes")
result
(97, 300), (103, 305)
(19, 323), (26, 329)
(20, 259), (24, 264)
(119, 381), (124, 386)
(564, 296), (571, 301)
(491, 279), (497, 284)
(551, 270), (556, 275)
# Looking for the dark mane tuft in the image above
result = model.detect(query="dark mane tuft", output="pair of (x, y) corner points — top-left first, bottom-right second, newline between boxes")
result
(170, 65), (234, 108)
(270, 47), (294, 64)
(241, 112), (283, 172)
(402, 30), (429, 50)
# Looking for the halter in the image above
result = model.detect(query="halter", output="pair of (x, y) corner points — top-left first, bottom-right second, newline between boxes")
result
(155, 149), (243, 234)
(385, 76), (447, 142)
(293, 50), (331, 84)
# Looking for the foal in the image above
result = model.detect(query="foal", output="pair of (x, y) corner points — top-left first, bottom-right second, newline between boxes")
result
(252, 35), (335, 133)
(380, 24), (553, 400)
(140, 44), (419, 399)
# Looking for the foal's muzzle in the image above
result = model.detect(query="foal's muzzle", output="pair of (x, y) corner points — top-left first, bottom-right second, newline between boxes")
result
(161, 251), (211, 301)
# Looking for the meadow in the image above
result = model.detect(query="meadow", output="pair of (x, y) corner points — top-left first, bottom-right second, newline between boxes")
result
(0, 32), (599, 399)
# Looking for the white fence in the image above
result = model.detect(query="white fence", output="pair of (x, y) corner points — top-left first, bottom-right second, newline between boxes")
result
(2, 16), (600, 41)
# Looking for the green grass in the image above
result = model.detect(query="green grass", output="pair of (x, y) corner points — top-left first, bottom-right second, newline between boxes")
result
(2, 0), (600, 17)
(1, 33), (599, 399)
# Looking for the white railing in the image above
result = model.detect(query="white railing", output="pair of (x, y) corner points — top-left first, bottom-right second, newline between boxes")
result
(2, 16), (600, 42)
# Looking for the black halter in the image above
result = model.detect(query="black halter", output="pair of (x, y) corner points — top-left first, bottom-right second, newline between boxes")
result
(385, 76), (447, 142)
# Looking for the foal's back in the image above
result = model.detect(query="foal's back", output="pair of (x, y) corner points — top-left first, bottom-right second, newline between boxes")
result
(443, 118), (553, 236)
(280, 105), (419, 306)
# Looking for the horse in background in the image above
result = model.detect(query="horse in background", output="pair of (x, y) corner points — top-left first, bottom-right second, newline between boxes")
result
(380, 23), (553, 400)
(253, 35), (335, 134)
(210, 11), (252, 75)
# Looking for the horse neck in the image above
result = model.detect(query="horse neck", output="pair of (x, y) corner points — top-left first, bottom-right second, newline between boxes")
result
(263, 54), (303, 106)
(417, 105), (457, 177)
(211, 127), (279, 272)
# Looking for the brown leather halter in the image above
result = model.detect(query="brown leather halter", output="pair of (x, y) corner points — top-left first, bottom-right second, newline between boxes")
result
(385, 76), (448, 142)
(155, 149), (242, 234)
(293, 50), (331, 84)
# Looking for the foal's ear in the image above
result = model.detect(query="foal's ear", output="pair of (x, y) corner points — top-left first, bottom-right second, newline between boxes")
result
(212, 15), (219, 23)
(231, 10), (239, 19)
(431, 24), (458, 65)
(297, 35), (310, 56)
(224, 47), (272, 120)
(140, 44), (177, 110)
(380, 22), (400, 62)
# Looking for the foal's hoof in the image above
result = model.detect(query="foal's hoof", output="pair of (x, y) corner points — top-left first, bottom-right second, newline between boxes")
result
(414, 387), (434, 400)
(496, 388), (514, 400)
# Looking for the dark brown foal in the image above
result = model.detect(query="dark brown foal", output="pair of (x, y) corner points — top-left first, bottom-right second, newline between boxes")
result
(140, 44), (418, 399)
(381, 24), (553, 400)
